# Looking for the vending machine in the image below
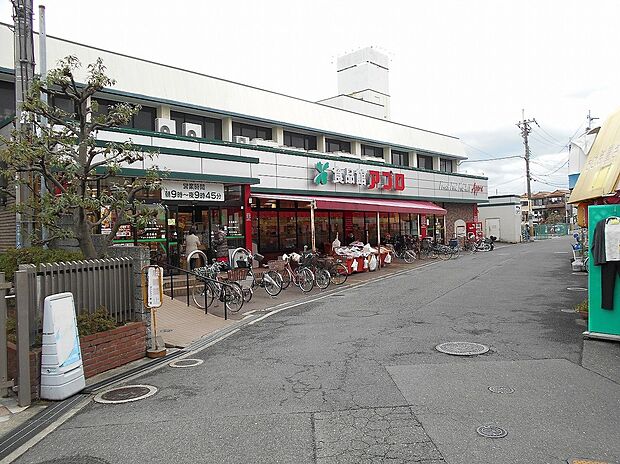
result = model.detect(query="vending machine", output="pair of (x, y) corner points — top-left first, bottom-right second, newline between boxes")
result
(466, 221), (483, 239)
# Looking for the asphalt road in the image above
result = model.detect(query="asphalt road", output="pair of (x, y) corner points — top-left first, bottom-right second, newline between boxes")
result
(13, 237), (620, 464)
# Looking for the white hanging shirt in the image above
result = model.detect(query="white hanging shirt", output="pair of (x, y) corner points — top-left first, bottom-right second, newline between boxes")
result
(604, 220), (620, 261)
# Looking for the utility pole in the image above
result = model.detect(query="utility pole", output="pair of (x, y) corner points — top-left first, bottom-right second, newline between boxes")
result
(39, 4), (48, 246)
(517, 109), (536, 240)
(586, 110), (598, 132)
(12, 0), (35, 248)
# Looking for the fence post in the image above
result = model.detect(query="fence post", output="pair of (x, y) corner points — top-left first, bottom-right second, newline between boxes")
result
(14, 270), (31, 407)
(0, 273), (12, 397)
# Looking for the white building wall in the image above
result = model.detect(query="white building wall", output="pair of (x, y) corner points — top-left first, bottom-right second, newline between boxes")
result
(477, 197), (522, 243)
(0, 24), (466, 159)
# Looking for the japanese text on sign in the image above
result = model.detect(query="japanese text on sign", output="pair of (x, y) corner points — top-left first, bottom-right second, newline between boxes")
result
(161, 180), (225, 202)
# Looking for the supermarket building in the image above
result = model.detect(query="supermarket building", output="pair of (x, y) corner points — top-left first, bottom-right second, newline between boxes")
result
(0, 24), (488, 265)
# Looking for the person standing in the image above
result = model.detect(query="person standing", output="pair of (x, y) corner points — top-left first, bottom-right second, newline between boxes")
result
(185, 226), (201, 270)
(213, 225), (229, 263)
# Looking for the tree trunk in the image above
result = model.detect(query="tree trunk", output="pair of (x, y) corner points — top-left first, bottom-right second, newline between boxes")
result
(75, 210), (97, 259)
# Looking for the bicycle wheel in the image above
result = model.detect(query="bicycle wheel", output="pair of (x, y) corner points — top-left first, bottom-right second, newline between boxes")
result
(192, 280), (214, 309)
(297, 267), (315, 293)
(314, 268), (331, 290)
(263, 270), (283, 297)
(403, 250), (416, 263)
(330, 263), (348, 285)
(223, 282), (244, 312)
(242, 286), (253, 303)
(438, 248), (451, 260)
(279, 267), (292, 290)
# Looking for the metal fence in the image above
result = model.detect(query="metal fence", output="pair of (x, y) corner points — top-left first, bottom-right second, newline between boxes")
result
(533, 223), (570, 238)
(19, 257), (134, 327)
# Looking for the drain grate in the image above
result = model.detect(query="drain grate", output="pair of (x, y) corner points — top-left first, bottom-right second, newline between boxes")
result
(561, 309), (576, 313)
(476, 425), (508, 438)
(435, 342), (489, 356)
(94, 385), (157, 404)
(38, 457), (110, 464)
(488, 385), (515, 394)
(567, 287), (588, 291)
(337, 310), (378, 318)
(169, 358), (204, 368)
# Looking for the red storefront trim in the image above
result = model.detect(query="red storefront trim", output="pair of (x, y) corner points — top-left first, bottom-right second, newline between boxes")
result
(251, 193), (446, 215)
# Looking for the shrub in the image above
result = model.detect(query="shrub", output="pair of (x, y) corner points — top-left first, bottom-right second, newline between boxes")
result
(76, 307), (119, 336)
(575, 299), (588, 313)
(0, 247), (83, 281)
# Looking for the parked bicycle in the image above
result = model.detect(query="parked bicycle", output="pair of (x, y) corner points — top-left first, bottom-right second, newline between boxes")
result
(191, 262), (244, 312)
(387, 235), (417, 263)
(418, 237), (454, 260)
(299, 250), (343, 289)
(278, 253), (315, 292)
(231, 249), (283, 300)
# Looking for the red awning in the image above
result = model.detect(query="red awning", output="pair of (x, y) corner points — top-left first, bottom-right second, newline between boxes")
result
(251, 193), (446, 215)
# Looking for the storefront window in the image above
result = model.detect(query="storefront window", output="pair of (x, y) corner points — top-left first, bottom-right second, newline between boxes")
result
(297, 211), (312, 250)
(389, 212), (401, 237)
(365, 214), (378, 246)
(329, 212), (343, 245)
(315, 211), (330, 253)
(379, 213), (389, 242)
(279, 211), (297, 252)
(259, 211), (278, 253)
(352, 212), (365, 243)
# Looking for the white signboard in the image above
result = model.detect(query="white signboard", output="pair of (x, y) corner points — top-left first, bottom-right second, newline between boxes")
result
(147, 266), (163, 308)
(161, 180), (224, 202)
(40, 292), (85, 400)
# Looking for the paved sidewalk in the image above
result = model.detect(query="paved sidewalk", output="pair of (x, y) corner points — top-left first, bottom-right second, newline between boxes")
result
(156, 260), (428, 348)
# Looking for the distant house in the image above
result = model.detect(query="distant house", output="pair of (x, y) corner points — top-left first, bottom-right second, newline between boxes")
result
(520, 190), (573, 224)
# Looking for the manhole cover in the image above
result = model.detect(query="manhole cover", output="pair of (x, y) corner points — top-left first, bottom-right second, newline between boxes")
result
(169, 358), (204, 368)
(561, 308), (576, 313)
(476, 425), (508, 438)
(38, 457), (110, 464)
(94, 385), (157, 404)
(337, 310), (378, 318)
(488, 385), (515, 394)
(567, 287), (588, 291)
(435, 342), (489, 356)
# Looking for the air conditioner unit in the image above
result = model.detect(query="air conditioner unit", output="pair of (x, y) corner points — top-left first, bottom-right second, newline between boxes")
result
(155, 118), (176, 134)
(233, 136), (251, 144)
(182, 122), (202, 138)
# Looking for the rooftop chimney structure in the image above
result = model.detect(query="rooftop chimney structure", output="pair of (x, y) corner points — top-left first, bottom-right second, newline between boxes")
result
(319, 47), (390, 120)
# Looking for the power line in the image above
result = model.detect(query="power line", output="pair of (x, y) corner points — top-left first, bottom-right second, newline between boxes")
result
(460, 155), (523, 163)
(535, 159), (569, 177)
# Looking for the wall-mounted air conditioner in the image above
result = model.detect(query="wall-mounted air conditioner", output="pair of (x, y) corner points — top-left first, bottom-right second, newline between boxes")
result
(233, 136), (251, 144)
(338, 151), (361, 159)
(182, 122), (202, 138)
(155, 118), (176, 134)
(362, 155), (385, 163)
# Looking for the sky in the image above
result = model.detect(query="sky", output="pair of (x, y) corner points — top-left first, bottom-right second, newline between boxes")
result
(2, 0), (619, 195)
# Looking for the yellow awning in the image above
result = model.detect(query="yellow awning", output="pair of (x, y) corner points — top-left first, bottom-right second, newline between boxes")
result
(569, 107), (620, 203)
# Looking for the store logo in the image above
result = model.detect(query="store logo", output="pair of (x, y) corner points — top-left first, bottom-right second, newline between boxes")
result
(314, 161), (330, 185)
(472, 182), (484, 195)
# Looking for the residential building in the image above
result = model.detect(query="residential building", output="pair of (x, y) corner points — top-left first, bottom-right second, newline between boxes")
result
(520, 190), (573, 224)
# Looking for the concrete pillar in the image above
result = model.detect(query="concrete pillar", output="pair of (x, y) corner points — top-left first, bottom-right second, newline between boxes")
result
(274, 126), (284, 144)
(352, 141), (361, 155)
(409, 152), (418, 168)
(157, 105), (171, 120)
(222, 117), (233, 142)
(432, 156), (440, 171)
(317, 135), (326, 152)
(383, 147), (391, 163)
(107, 246), (152, 346)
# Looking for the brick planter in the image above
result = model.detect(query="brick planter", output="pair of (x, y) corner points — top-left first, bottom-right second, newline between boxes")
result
(7, 342), (41, 398)
(80, 321), (147, 379)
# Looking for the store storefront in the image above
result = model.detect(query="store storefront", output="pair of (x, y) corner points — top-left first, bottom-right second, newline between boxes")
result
(250, 193), (446, 257)
(100, 178), (251, 268)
